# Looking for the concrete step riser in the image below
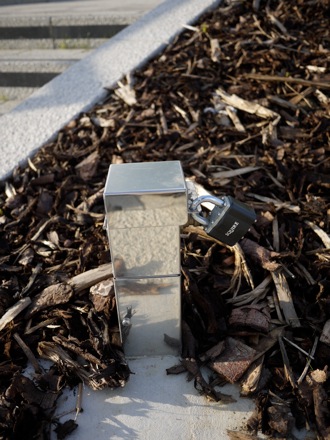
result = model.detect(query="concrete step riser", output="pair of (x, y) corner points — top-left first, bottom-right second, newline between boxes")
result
(1, 71), (59, 88)
(0, 22), (126, 49)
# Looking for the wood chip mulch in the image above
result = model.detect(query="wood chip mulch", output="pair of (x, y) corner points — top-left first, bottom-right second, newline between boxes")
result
(0, 1), (329, 439)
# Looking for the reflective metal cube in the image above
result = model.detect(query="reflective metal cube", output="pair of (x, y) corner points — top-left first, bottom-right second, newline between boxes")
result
(104, 161), (188, 357)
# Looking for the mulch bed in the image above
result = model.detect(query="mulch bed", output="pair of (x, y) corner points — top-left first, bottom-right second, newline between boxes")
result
(0, 0), (329, 438)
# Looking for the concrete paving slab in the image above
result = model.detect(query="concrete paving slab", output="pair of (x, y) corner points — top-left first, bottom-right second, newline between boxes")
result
(55, 356), (256, 440)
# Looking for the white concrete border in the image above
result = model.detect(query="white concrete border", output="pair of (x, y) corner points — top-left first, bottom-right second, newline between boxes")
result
(0, 0), (221, 180)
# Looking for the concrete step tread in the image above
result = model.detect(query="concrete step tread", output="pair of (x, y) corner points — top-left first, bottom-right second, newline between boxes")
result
(0, 0), (163, 22)
(0, 39), (109, 50)
(0, 86), (37, 101)
(0, 48), (91, 60)
(0, 15), (135, 27)
(0, 60), (77, 72)
(0, 48), (91, 75)
(0, 97), (27, 115)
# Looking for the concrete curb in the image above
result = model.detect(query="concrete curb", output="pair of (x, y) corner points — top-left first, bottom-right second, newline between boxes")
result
(0, 0), (221, 180)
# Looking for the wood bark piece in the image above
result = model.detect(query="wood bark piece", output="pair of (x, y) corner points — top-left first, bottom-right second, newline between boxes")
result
(240, 238), (280, 272)
(229, 304), (270, 333)
(306, 369), (330, 439)
(251, 326), (286, 361)
(278, 336), (297, 390)
(243, 73), (330, 90)
(246, 193), (301, 213)
(226, 276), (272, 306)
(297, 336), (319, 385)
(227, 431), (262, 440)
(215, 87), (279, 119)
(25, 263), (113, 318)
(267, 403), (295, 437)
(37, 341), (105, 391)
(6, 374), (58, 411)
(69, 263), (113, 293)
(209, 337), (256, 384)
(320, 320), (330, 346)
(0, 297), (31, 331)
(199, 340), (225, 362)
(25, 283), (74, 319)
(212, 166), (260, 179)
(240, 356), (265, 396)
(305, 220), (330, 249)
(271, 270), (301, 328)
(13, 332), (41, 374)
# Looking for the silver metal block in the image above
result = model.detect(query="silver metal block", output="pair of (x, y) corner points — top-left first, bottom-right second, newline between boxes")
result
(103, 161), (188, 357)
(115, 276), (181, 357)
(104, 161), (188, 229)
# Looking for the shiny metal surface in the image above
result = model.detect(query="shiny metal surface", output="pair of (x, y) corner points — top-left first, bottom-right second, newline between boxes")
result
(191, 194), (226, 227)
(103, 161), (187, 357)
(104, 161), (188, 228)
(109, 225), (180, 278)
(114, 276), (181, 357)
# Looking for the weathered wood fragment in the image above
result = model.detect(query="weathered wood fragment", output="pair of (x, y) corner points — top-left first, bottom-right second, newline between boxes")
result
(0, 297), (31, 331)
(271, 270), (300, 328)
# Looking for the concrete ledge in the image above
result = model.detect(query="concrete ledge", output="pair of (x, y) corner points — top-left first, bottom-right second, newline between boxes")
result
(0, 59), (74, 72)
(0, 38), (111, 50)
(0, 0), (221, 180)
(0, 0), (163, 17)
(0, 86), (36, 100)
(0, 0), (80, 4)
(57, 356), (256, 440)
(0, 15), (136, 26)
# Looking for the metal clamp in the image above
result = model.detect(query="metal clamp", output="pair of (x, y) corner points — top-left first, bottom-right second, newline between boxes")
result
(191, 195), (226, 227)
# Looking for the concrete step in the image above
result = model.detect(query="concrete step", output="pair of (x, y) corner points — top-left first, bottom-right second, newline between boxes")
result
(0, 0), (163, 115)
(0, 20), (125, 114)
(0, 16), (127, 49)
(0, 48), (90, 85)
(0, 48), (91, 115)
